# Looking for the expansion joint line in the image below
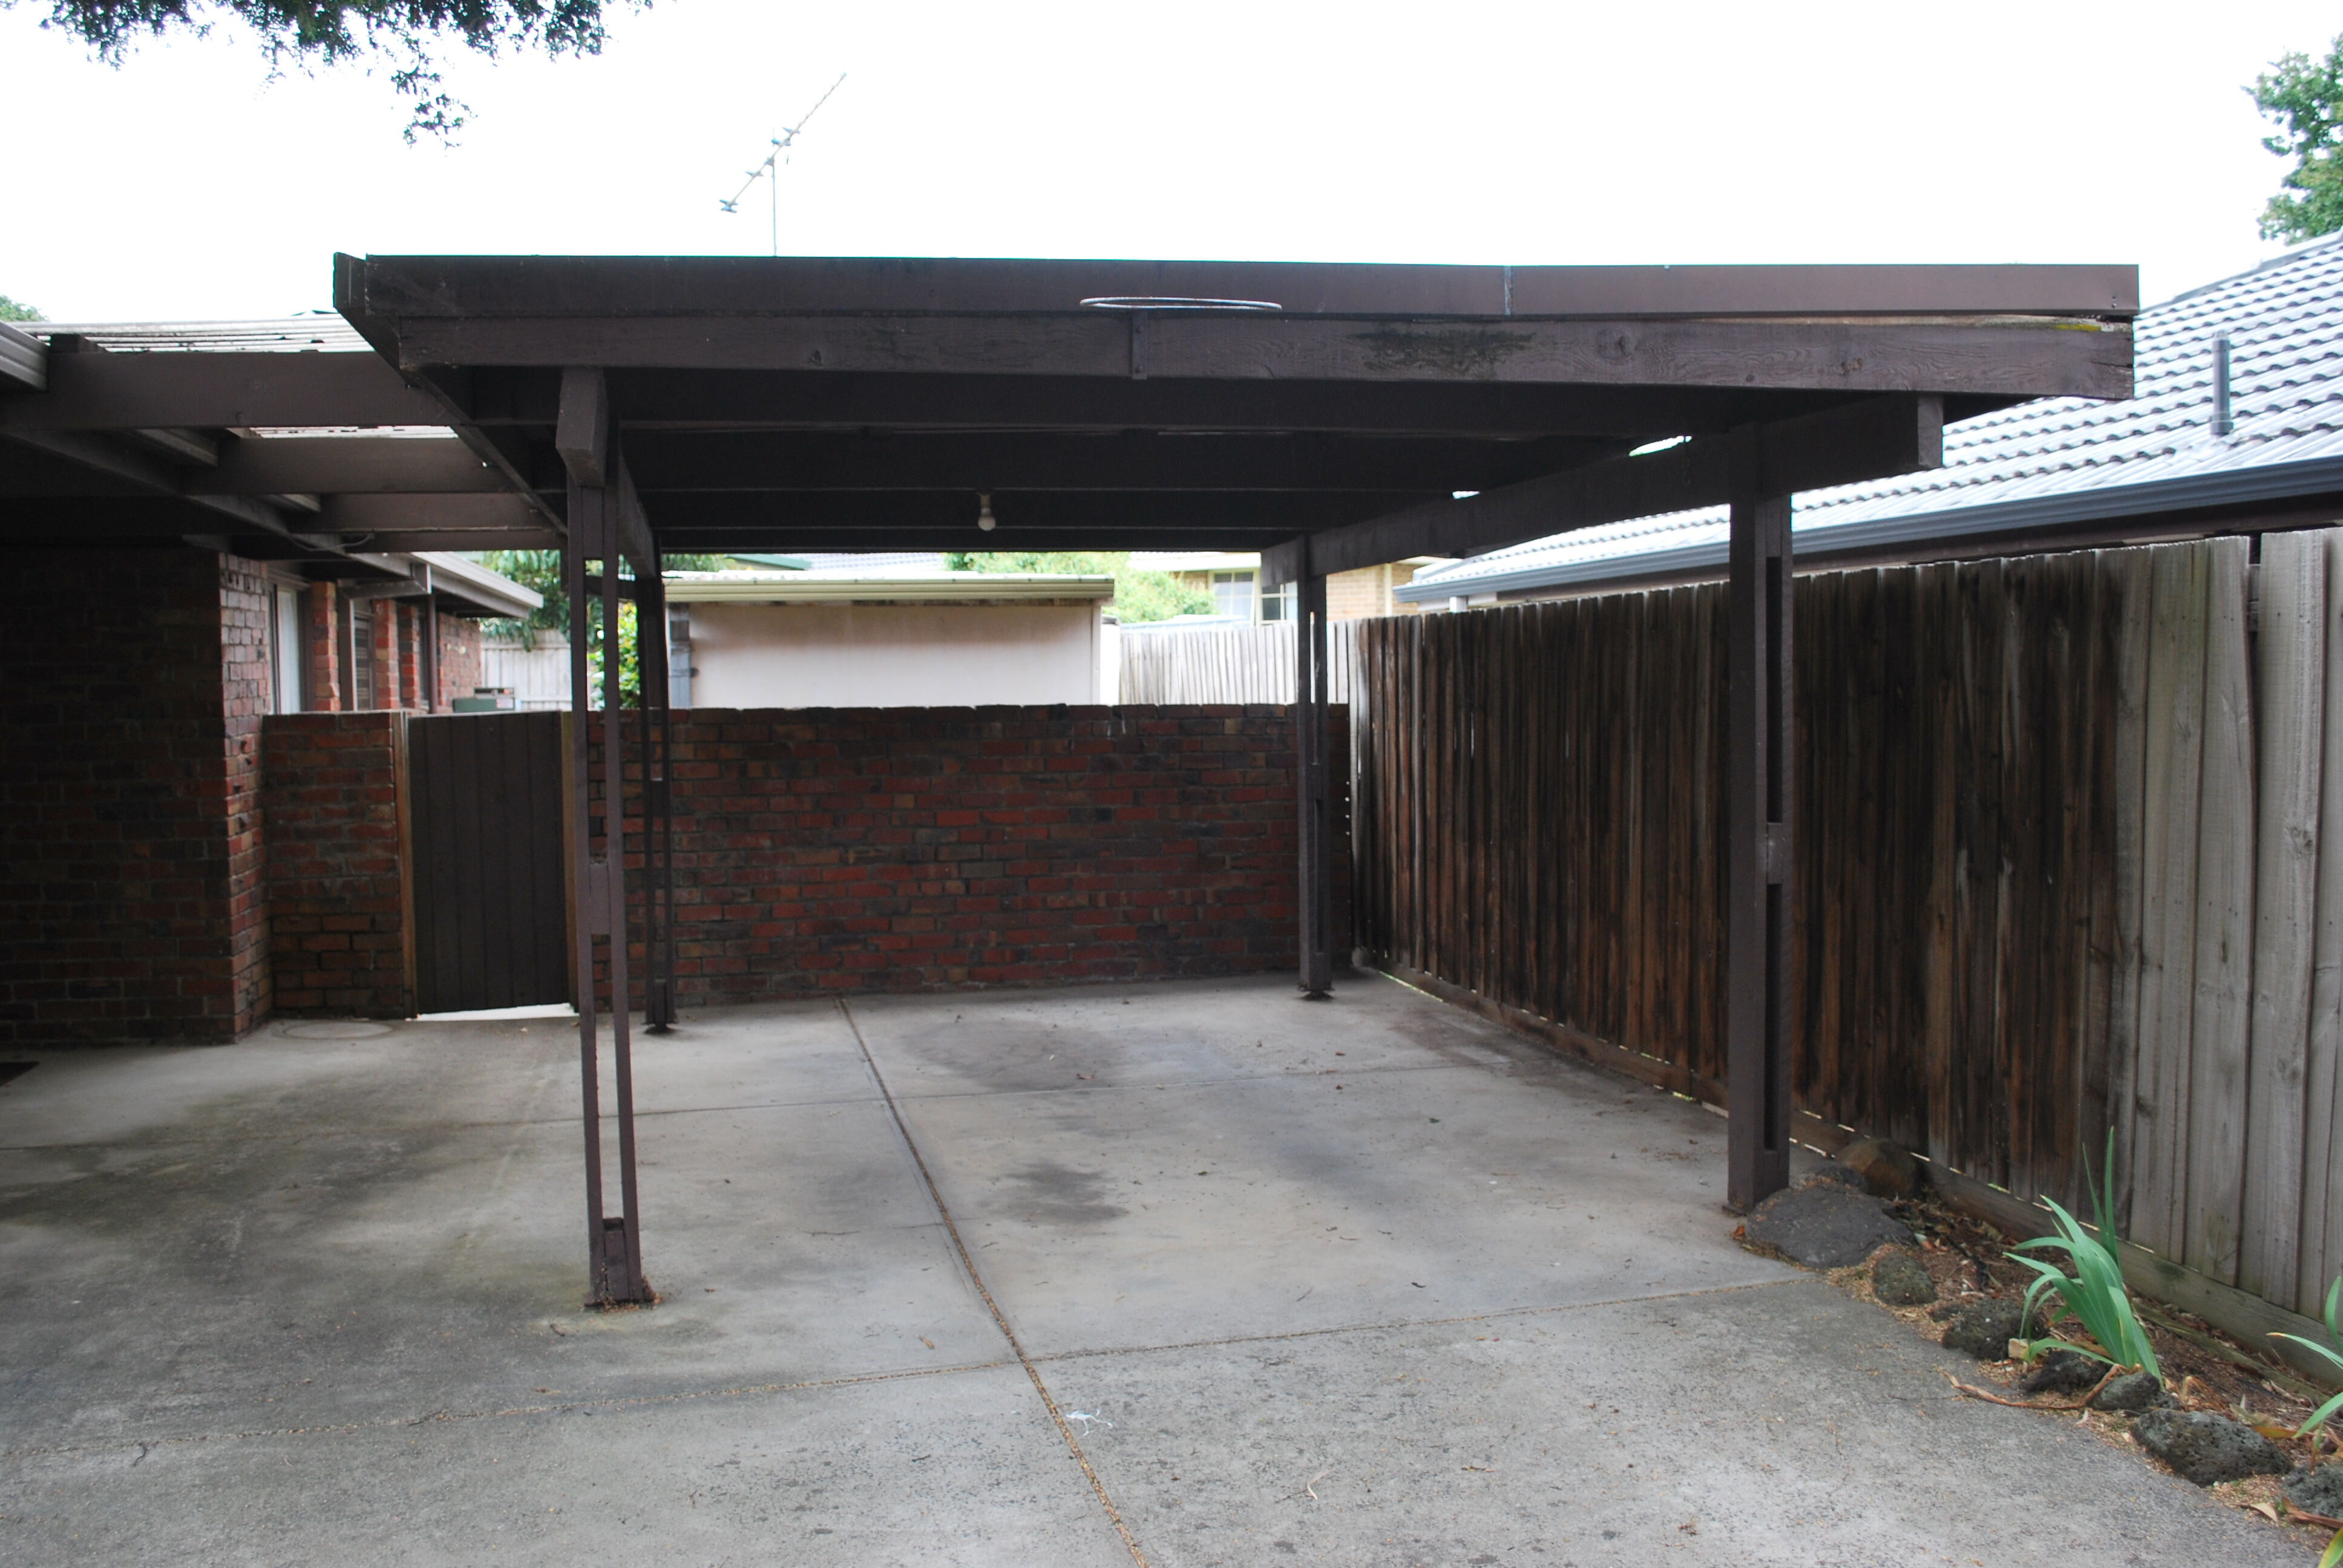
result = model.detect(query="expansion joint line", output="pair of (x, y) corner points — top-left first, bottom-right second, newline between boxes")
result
(837, 999), (1152, 1568)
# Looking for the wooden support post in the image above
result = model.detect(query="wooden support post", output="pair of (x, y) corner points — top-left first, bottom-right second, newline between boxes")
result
(562, 367), (650, 1307)
(1726, 428), (1795, 1212)
(639, 550), (678, 1031)
(1297, 562), (1334, 998)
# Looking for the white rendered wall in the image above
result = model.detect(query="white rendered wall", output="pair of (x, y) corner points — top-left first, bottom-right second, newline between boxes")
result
(685, 602), (1101, 708)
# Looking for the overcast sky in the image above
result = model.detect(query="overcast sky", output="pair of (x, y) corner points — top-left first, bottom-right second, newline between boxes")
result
(2, 0), (2334, 321)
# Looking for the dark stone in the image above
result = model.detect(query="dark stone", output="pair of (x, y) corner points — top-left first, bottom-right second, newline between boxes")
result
(2284, 1463), (2343, 1517)
(2130, 1409), (2290, 1486)
(1743, 1182), (1915, 1270)
(1871, 1251), (1938, 1307)
(2017, 1348), (2105, 1394)
(1938, 1299), (2038, 1360)
(1839, 1137), (1925, 1200)
(2090, 1371), (2174, 1413)
(1801, 1163), (1865, 1190)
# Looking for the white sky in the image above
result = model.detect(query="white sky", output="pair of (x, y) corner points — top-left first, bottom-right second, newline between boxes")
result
(1, 0), (2335, 321)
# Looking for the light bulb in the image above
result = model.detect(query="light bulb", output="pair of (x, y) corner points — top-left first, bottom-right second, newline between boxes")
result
(977, 493), (996, 532)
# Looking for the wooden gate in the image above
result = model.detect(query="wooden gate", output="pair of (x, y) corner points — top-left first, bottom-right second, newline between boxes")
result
(406, 711), (570, 1014)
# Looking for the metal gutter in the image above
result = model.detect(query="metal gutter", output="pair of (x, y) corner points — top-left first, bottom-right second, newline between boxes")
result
(1394, 452), (2343, 600)
(410, 550), (544, 619)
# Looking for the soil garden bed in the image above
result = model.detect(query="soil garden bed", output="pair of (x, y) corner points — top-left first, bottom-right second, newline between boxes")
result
(1739, 1171), (2342, 1560)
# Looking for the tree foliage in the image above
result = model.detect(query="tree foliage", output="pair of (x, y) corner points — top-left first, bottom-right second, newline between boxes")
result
(2252, 34), (2343, 243)
(0, 294), (42, 322)
(15, 1), (635, 141)
(942, 550), (1213, 624)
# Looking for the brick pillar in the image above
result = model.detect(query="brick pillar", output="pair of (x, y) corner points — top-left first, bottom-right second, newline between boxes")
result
(372, 599), (400, 712)
(395, 603), (421, 710)
(305, 582), (342, 711)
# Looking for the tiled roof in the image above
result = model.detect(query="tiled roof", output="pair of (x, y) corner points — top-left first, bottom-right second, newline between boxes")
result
(1403, 234), (2343, 599)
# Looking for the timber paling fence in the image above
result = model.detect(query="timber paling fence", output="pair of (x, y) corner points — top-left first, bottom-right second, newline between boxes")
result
(1351, 533), (2343, 1328)
(1118, 622), (1359, 705)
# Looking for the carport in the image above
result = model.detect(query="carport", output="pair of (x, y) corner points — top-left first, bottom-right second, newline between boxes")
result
(2, 253), (2137, 1310)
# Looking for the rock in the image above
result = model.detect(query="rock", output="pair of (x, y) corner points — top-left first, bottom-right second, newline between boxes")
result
(2089, 1371), (2174, 1413)
(1801, 1163), (1865, 1190)
(2284, 1463), (2343, 1517)
(1838, 1137), (1924, 1200)
(1871, 1251), (1938, 1306)
(1743, 1182), (1915, 1269)
(2130, 1408), (2290, 1486)
(2017, 1348), (2104, 1394)
(1939, 1299), (2038, 1360)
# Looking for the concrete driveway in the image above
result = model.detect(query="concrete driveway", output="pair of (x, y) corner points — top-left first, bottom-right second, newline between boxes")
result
(0, 973), (2304, 1565)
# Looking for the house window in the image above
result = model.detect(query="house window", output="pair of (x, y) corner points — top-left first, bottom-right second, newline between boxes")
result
(1260, 581), (1296, 624)
(349, 600), (376, 710)
(1210, 570), (1256, 621)
(270, 586), (304, 713)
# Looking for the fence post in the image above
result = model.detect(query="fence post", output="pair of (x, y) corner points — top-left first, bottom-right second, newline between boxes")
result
(1297, 564), (1334, 998)
(1727, 428), (1795, 1211)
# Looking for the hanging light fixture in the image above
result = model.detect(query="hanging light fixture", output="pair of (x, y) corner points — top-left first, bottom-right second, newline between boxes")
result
(977, 492), (996, 532)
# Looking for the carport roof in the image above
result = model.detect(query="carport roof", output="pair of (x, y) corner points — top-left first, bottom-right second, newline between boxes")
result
(1, 253), (2138, 572)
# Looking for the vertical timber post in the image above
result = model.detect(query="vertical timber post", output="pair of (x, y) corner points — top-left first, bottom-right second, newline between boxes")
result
(1296, 557), (1334, 998)
(559, 367), (652, 1307)
(639, 537), (677, 1031)
(1726, 426), (1795, 1211)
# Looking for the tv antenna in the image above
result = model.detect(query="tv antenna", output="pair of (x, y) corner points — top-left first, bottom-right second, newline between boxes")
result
(719, 72), (847, 257)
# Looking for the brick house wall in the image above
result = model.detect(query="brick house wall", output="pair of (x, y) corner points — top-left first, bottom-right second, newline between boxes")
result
(1326, 562), (1430, 621)
(260, 714), (410, 1018)
(0, 549), (274, 1045)
(436, 616), (483, 707)
(595, 705), (1347, 1004)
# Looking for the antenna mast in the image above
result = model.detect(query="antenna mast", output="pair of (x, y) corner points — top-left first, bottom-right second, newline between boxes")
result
(719, 72), (847, 257)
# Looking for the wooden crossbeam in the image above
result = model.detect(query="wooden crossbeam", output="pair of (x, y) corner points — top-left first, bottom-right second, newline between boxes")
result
(390, 315), (2128, 403)
(1260, 395), (1944, 589)
(0, 351), (447, 432)
(188, 434), (503, 496)
(314, 492), (551, 534)
(620, 430), (1617, 493)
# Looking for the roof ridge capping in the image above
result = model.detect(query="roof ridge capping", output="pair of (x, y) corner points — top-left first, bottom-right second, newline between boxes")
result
(2155, 231), (2343, 312)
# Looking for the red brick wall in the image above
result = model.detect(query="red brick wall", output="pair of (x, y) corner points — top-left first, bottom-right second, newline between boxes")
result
(304, 581), (341, 712)
(260, 713), (410, 1018)
(218, 556), (273, 1034)
(597, 705), (1347, 1004)
(0, 549), (273, 1045)
(436, 617), (482, 708)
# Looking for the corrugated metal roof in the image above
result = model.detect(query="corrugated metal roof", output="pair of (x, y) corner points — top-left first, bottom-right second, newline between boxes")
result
(1402, 234), (2343, 600)
(20, 317), (371, 353)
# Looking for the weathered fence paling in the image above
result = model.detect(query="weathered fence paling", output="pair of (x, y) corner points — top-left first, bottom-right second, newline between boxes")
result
(1351, 532), (2343, 1324)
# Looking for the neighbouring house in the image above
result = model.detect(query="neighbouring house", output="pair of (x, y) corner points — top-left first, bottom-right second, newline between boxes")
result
(664, 565), (1118, 707)
(1135, 551), (1450, 623)
(1398, 232), (2343, 606)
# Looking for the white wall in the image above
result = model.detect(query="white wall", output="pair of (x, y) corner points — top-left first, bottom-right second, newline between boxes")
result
(685, 601), (1101, 708)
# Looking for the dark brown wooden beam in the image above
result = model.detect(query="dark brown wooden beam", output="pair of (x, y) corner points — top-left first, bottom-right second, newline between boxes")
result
(654, 527), (1309, 552)
(620, 430), (1619, 493)
(0, 351), (448, 433)
(390, 313), (2128, 402)
(188, 434), (503, 496)
(457, 366), (1930, 442)
(1261, 394), (1944, 588)
(314, 492), (552, 534)
(641, 488), (1438, 538)
(341, 252), (2138, 322)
